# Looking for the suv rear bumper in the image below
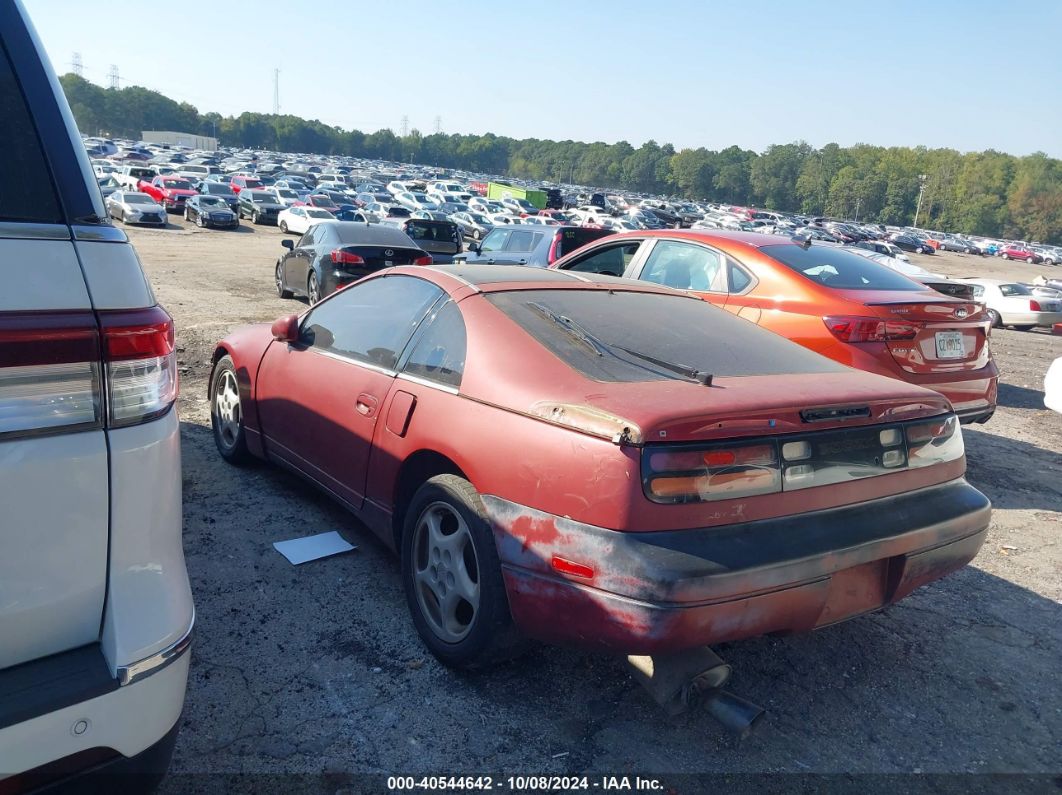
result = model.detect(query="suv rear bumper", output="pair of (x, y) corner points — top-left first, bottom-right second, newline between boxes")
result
(483, 479), (990, 655)
(0, 626), (190, 782)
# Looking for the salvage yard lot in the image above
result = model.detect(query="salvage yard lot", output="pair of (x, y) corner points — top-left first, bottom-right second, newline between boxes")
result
(128, 219), (1061, 785)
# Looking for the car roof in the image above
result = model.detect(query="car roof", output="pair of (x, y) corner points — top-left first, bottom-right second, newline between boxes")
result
(405, 263), (693, 297)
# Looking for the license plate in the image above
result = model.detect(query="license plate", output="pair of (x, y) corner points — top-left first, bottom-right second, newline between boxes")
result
(384, 260), (393, 267)
(935, 331), (965, 359)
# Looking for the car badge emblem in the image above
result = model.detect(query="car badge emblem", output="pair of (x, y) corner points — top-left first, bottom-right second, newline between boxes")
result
(384, 249), (394, 256)
(956, 308), (968, 319)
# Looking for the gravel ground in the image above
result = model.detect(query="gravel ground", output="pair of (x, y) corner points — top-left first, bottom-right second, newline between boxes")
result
(125, 218), (1062, 790)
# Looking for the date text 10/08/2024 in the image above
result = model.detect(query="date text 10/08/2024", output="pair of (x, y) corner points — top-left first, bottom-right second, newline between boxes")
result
(387, 776), (665, 791)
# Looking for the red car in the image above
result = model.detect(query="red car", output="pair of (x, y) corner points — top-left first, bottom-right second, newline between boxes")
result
(553, 231), (998, 424)
(209, 264), (989, 667)
(1000, 245), (1042, 263)
(141, 176), (197, 213)
(230, 175), (264, 194)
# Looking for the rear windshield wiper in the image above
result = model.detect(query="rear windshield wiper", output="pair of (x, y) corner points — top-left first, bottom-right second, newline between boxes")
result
(612, 345), (713, 386)
(526, 301), (712, 386)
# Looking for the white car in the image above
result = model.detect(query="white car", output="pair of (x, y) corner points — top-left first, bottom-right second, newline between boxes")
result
(2, 3), (192, 785)
(267, 186), (302, 207)
(278, 205), (337, 235)
(488, 212), (524, 225)
(386, 180), (410, 196)
(468, 197), (505, 214)
(1045, 357), (1062, 413)
(104, 190), (168, 226)
(395, 191), (440, 212)
(957, 278), (1062, 330)
(500, 196), (538, 216)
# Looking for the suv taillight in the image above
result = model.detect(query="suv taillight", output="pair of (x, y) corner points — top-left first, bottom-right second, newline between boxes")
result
(0, 306), (177, 436)
(100, 307), (178, 427)
(547, 232), (562, 264)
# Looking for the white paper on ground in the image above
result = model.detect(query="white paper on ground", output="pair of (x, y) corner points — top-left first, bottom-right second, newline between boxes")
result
(273, 531), (356, 565)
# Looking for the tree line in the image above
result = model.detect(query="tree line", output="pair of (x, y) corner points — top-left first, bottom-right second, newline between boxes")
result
(60, 74), (1062, 243)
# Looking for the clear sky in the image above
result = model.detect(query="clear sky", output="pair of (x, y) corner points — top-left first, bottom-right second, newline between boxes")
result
(22, 0), (1062, 157)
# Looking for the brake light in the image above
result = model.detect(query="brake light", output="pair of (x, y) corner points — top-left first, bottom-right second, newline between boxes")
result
(331, 249), (364, 265)
(906, 415), (964, 469)
(547, 232), (562, 264)
(413, 255), (433, 266)
(823, 316), (918, 343)
(645, 442), (780, 503)
(1030, 300), (1042, 312)
(99, 307), (178, 427)
(0, 306), (177, 437)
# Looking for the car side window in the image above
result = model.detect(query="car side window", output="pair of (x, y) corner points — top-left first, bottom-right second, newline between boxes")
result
(506, 230), (540, 252)
(641, 241), (725, 292)
(727, 259), (753, 293)
(563, 241), (643, 276)
(971, 285), (984, 298)
(402, 300), (467, 388)
(300, 275), (444, 370)
(479, 229), (509, 253)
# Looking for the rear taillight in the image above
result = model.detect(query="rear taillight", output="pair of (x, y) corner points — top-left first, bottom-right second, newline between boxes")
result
(1030, 300), (1042, 312)
(413, 255), (433, 266)
(0, 306), (176, 437)
(100, 306), (178, 427)
(331, 249), (365, 265)
(547, 232), (562, 264)
(642, 414), (963, 504)
(823, 316), (918, 343)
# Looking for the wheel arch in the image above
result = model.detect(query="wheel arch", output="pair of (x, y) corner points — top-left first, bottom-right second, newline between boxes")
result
(391, 449), (469, 551)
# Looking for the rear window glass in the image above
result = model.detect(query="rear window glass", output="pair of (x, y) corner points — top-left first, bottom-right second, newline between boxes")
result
(759, 244), (922, 291)
(405, 221), (458, 242)
(999, 283), (1031, 297)
(487, 289), (843, 382)
(555, 227), (611, 258)
(0, 45), (63, 223)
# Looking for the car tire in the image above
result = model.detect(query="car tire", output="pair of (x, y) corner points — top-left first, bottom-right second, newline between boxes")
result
(307, 271), (321, 305)
(280, 220), (289, 233)
(196, 214), (205, 228)
(275, 262), (293, 298)
(986, 308), (1002, 328)
(1013, 325), (1035, 332)
(253, 211), (260, 225)
(400, 474), (524, 669)
(1002, 253), (1009, 260)
(473, 229), (482, 240)
(183, 208), (189, 221)
(209, 355), (253, 465)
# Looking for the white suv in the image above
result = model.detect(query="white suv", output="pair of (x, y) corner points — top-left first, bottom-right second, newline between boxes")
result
(0, 0), (192, 789)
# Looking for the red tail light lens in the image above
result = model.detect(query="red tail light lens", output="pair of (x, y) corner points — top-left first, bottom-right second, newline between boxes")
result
(906, 415), (964, 468)
(1030, 300), (1042, 312)
(547, 232), (561, 264)
(331, 249), (364, 265)
(823, 316), (918, 343)
(99, 307), (178, 427)
(646, 442), (780, 503)
(413, 255), (433, 266)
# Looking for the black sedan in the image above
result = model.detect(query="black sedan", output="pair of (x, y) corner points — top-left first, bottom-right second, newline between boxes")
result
(239, 190), (287, 225)
(275, 221), (431, 304)
(195, 180), (240, 213)
(938, 237), (981, 255)
(185, 195), (239, 229)
(889, 234), (936, 255)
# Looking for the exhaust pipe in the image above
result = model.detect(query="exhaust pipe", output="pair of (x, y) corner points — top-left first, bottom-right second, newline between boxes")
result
(627, 647), (764, 737)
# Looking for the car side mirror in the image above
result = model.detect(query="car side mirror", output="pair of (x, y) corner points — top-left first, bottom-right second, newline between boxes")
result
(281, 239), (294, 250)
(467, 241), (480, 254)
(271, 313), (300, 342)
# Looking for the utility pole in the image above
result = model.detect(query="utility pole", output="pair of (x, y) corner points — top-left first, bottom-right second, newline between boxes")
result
(854, 195), (861, 223)
(433, 116), (441, 134)
(107, 64), (119, 89)
(913, 174), (928, 228)
(400, 115), (409, 137)
(70, 52), (83, 77)
(569, 161), (575, 185)
(272, 69), (280, 115)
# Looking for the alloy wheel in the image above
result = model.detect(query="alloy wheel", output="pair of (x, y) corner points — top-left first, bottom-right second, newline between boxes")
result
(213, 370), (241, 451)
(411, 501), (480, 643)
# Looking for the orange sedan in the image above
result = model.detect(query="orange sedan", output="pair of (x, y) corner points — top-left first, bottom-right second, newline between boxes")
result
(552, 230), (998, 423)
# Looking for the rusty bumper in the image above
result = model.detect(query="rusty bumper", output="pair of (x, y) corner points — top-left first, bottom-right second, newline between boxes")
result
(482, 480), (990, 655)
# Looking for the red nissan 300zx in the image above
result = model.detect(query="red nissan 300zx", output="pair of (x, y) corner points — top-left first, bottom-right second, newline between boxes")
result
(210, 263), (990, 667)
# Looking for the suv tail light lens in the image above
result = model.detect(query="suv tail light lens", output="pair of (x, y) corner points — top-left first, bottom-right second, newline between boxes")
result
(823, 316), (918, 343)
(0, 306), (176, 437)
(547, 232), (562, 264)
(100, 307), (178, 427)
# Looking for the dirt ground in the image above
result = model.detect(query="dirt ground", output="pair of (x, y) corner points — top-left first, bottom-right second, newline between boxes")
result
(125, 217), (1062, 790)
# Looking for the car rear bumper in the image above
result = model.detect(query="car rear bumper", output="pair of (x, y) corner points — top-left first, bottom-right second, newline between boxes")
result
(483, 479), (990, 655)
(1002, 311), (1062, 327)
(0, 624), (190, 783)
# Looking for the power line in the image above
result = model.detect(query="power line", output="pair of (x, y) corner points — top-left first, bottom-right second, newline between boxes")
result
(70, 52), (83, 77)
(106, 64), (119, 89)
(272, 68), (280, 115)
